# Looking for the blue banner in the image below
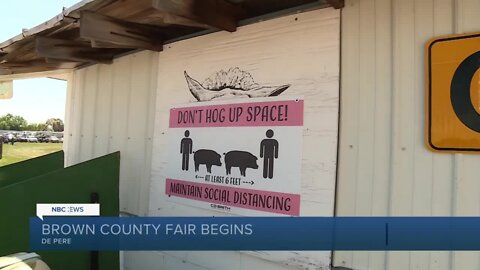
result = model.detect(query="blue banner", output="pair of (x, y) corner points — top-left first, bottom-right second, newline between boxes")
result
(30, 217), (480, 250)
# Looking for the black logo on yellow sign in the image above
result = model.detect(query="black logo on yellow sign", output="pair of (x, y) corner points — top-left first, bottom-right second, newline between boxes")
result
(451, 51), (480, 133)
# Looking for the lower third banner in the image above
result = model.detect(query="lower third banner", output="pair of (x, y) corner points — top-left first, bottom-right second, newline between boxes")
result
(30, 217), (480, 251)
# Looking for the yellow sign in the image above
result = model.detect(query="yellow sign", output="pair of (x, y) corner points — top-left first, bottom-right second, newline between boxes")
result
(0, 81), (12, 99)
(427, 32), (480, 151)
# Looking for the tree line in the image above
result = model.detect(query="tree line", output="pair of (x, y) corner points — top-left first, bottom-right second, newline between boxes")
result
(0, 114), (64, 132)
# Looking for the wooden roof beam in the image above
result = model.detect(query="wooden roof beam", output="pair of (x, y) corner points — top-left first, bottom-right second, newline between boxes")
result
(35, 36), (114, 64)
(80, 11), (164, 52)
(0, 59), (79, 69)
(0, 65), (69, 76)
(45, 58), (83, 66)
(0, 40), (35, 62)
(0, 68), (11, 75)
(326, 0), (344, 9)
(151, 0), (242, 32)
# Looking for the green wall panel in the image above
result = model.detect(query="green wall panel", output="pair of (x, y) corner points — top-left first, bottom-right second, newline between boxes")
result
(0, 151), (64, 189)
(0, 152), (120, 270)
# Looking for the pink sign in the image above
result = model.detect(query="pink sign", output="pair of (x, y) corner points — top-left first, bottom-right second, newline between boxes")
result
(170, 99), (304, 128)
(166, 97), (303, 216)
(166, 178), (300, 216)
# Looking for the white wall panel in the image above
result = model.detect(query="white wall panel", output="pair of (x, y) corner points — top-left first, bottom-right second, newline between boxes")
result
(92, 64), (114, 157)
(64, 50), (159, 216)
(336, 0), (480, 269)
(149, 8), (339, 270)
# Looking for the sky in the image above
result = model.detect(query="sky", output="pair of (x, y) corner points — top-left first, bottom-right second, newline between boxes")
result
(0, 0), (81, 123)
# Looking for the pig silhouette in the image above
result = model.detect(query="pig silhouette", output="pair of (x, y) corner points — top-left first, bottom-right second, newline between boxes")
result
(194, 149), (222, 173)
(224, 151), (259, 177)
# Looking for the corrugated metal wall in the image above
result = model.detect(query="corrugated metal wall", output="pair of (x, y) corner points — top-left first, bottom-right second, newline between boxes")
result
(335, 0), (480, 269)
(64, 50), (158, 216)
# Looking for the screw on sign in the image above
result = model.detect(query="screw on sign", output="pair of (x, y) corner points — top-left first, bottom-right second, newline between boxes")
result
(426, 32), (480, 151)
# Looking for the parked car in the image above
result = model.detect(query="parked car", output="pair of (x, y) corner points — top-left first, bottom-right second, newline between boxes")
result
(27, 136), (38, 143)
(49, 136), (60, 143)
(37, 135), (50, 143)
(17, 135), (28, 142)
(1, 134), (16, 144)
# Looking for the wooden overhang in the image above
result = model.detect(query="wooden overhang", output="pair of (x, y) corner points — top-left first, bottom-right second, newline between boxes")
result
(0, 0), (343, 76)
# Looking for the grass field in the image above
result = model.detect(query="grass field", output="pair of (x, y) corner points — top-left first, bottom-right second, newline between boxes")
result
(0, 142), (63, 167)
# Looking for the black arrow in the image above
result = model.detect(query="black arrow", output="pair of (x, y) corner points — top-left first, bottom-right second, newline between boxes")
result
(242, 180), (254, 185)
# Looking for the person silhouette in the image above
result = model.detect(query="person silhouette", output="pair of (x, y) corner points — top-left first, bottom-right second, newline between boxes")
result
(260, 129), (278, 179)
(180, 130), (193, 171)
